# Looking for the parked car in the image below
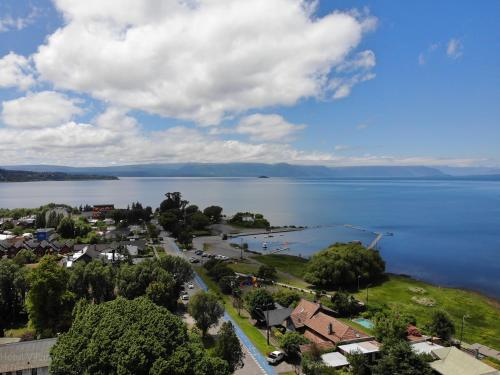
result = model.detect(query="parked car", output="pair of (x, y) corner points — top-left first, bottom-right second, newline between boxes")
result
(201, 253), (209, 258)
(194, 250), (203, 255)
(266, 351), (284, 364)
(188, 283), (194, 289)
(181, 294), (189, 301)
(189, 257), (200, 263)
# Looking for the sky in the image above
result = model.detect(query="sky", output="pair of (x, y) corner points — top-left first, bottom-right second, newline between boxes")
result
(0, 0), (499, 167)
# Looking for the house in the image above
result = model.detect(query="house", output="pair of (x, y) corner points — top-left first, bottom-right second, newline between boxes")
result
(289, 299), (374, 348)
(321, 352), (350, 369)
(430, 347), (500, 375)
(64, 245), (104, 267)
(411, 340), (443, 355)
(35, 228), (55, 241)
(338, 341), (380, 362)
(469, 343), (500, 361)
(259, 305), (294, 328)
(0, 338), (57, 375)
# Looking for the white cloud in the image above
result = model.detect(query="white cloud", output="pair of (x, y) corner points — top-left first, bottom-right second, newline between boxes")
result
(356, 123), (368, 130)
(447, 38), (463, 59)
(0, 52), (35, 90)
(330, 72), (375, 99)
(34, 0), (376, 125)
(337, 50), (375, 72)
(0, 8), (38, 33)
(1, 91), (83, 128)
(418, 53), (426, 65)
(234, 113), (306, 142)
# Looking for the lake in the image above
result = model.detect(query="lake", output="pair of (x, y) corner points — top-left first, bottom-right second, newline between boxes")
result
(1, 177), (499, 298)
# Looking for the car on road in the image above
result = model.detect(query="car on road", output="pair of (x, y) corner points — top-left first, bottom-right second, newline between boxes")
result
(215, 255), (229, 260)
(181, 294), (189, 301)
(189, 257), (200, 263)
(194, 250), (203, 255)
(266, 351), (284, 365)
(187, 283), (194, 289)
(201, 253), (209, 257)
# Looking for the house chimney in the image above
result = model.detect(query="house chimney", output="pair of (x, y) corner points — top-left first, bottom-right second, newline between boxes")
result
(328, 323), (333, 335)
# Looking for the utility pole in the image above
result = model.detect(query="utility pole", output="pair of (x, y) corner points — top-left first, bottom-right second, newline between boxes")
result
(460, 315), (469, 346)
(357, 275), (361, 291)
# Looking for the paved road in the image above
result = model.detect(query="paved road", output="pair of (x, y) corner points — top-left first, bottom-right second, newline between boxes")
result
(160, 234), (277, 375)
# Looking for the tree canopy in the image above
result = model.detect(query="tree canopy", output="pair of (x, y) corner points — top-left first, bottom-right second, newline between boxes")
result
(426, 310), (455, 343)
(372, 339), (433, 375)
(0, 259), (27, 336)
(188, 291), (224, 336)
(26, 256), (75, 337)
(214, 321), (244, 372)
(50, 297), (230, 375)
(245, 288), (274, 320)
(279, 331), (309, 359)
(304, 243), (385, 289)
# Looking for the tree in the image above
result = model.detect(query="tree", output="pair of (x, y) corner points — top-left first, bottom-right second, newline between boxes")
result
(159, 211), (179, 233)
(160, 192), (188, 213)
(218, 276), (234, 294)
(257, 264), (277, 281)
(273, 289), (301, 308)
(304, 243), (385, 289)
(57, 217), (75, 238)
(373, 310), (410, 343)
(330, 291), (361, 317)
(13, 249), (38, 265)
(245, 288), (274, 319)
(190, 211), (210, 230)
(346, 350), (370, 375)
(0, 260), (27, 336)
(50, 297), (230, 375)
(116, 259), (178, 310)
(208, 263), (235, 282)
(426, 310), (455, 343)
(279, 332), (309, 359)
(188, 291), (224, 336)
(214, 321), (244, 372)
(203, 206), (223, 223)
(232, 288), (243, 316)
(68, 260), (115, 303)
(26, 256), (75, 337)
(372, 339), (433, 375)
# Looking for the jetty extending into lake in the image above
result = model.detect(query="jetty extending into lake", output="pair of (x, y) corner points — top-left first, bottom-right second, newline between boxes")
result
(367, 232), (383, 250)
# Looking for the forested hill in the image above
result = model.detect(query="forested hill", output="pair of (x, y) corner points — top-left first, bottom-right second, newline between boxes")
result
(0, 168), (118, 182)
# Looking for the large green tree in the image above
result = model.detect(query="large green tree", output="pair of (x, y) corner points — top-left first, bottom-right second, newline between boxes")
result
(50, 297), (230, 375)
(188, 291), (224, 336)
(304, 243), (385, 289)
(203, 206), (223, 223)
(68, 260), (115, 303)
(279, 332), (309, 359)
(57, 217), (75, 238)
(426, 310), (455, 343)
(116, 259), (178, 310)
(245, 288), (274, 320)
(13, 249), (37, 265)
(214, 321), (244, 372)
(26, 256), (75, 337)
(0, 259), (27, 336)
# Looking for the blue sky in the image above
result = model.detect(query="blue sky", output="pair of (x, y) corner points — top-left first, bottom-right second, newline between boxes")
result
(0, 0), (499, 166)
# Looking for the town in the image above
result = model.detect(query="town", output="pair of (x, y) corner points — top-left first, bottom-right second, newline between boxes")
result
(0, 192), (498, 375)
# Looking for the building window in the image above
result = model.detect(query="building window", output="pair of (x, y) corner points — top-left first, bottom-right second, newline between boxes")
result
(17, 371), (23, 375)
(32, 369), (38, 375)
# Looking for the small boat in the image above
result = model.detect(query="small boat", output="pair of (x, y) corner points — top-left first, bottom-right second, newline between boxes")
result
(385, 232), (394, 236)
(262, 242), (268, 249)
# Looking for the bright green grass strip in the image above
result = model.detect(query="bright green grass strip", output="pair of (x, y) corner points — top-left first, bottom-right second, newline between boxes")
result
(195, 267), (276, 355)
(252, 254), (309, 279)
(354, 275), (500, 350)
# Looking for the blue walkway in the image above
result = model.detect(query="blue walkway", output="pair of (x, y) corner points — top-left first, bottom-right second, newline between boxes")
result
(168, 238), (277, 375)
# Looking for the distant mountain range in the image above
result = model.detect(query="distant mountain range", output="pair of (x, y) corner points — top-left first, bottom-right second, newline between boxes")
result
(2, 163), (500, 180)
(0, 168), (118, 182)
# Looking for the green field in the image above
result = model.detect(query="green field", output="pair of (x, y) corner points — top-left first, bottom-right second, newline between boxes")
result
(354, 275), (500, 350)
(251, 254), (309, 279)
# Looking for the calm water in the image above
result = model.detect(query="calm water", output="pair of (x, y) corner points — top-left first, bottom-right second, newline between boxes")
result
(1, 177), (499, 298)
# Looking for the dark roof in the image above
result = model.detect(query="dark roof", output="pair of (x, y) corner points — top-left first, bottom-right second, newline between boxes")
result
(0, 338), (57, 372)
(263, 307), (293, 327)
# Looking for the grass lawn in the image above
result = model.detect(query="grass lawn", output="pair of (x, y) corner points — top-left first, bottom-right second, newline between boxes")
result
(251, 254), (309, 279)
(229, 260), (310, 288)
(4, 325), (34, 338)
(338, 318), (375, 337)
(354, 275), (500, 350)
(195, 266), (276, 355)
